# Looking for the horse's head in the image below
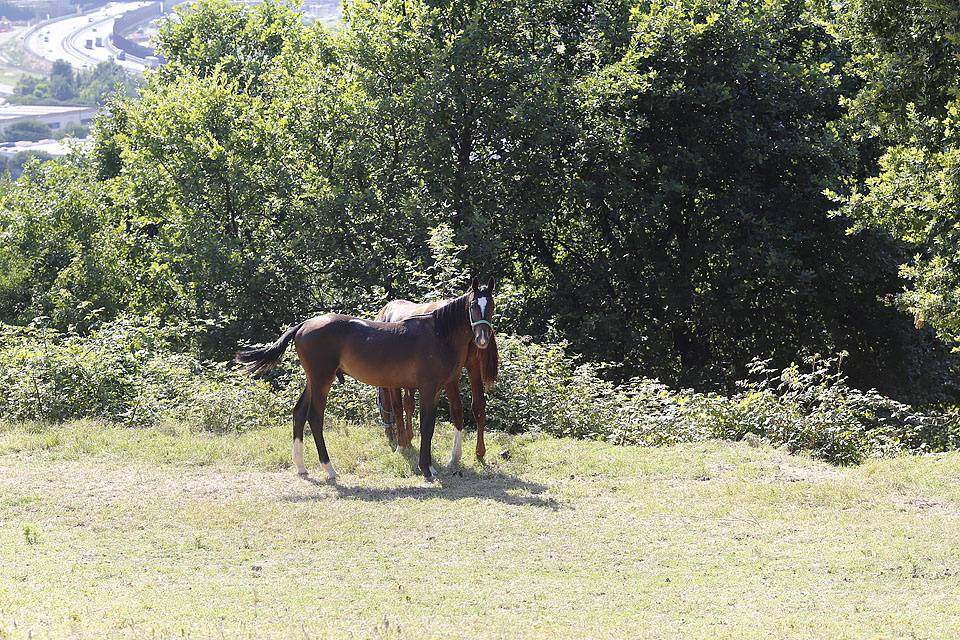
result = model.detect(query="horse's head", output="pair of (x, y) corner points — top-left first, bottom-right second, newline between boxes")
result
(468, 276), (496, 349)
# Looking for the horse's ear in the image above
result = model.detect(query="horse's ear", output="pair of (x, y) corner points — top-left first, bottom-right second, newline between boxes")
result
(471, 277), (479, 292)
(487, 276), (496, 293)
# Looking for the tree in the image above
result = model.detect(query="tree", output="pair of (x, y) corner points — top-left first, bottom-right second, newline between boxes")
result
(76, 60), (140, 106)
(3, 119), (52, 142)
(832, 0), (960, 346)
(156, 0), (306, 95)
(0, 155), (124, 328)
(0, 151), (53, 180)
(7, 0), (954, 398)
(49, 59), (76, 101)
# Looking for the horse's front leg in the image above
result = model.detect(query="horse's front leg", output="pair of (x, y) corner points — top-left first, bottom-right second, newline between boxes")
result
(418, 385), (440, 481)
(390, 388), (405, 451)
(467, 361), (487, 460)
(446, 380), (465, 466)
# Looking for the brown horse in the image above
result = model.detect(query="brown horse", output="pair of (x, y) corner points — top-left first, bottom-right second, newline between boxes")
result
(235, 277), (497, 481)
(376, 294), (498, 464)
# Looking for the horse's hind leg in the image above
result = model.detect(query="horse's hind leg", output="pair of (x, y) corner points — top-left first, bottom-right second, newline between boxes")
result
(446, 380), (465, 466)
(308, 375), (337, 481)
(378, 387), (397, 448)
(402, 389), (415, 449)
(293, 387), (310, 476)
(390, 388), (405, 452)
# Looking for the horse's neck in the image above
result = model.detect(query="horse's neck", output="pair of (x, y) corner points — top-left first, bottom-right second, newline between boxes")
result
(447, 318), (473, 349)
(437, 303), (474, 355)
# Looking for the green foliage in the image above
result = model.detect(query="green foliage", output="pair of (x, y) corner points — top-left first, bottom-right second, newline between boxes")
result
(157, 0), (306, 94)
(0, 0), (959, 421)
(0, 319), (283, 432)
(0, 156), (123, 328)
(727, 355), (949, 465)
(831, 0), (960, 346)
(11, 59), (138, 107)
(487, 336), (958, 465)
(22, 523), (40, 546)
(2, 119), (52, 142)
(1, 320), (953, 465)
(76, 60), (141, 106)
(49, 59), (74, 101)
(0, 315), (389, 433)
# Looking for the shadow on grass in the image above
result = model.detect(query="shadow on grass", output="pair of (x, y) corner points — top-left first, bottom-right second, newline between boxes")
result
(284, 453), (561, 510)
(291, 473), (560, 509)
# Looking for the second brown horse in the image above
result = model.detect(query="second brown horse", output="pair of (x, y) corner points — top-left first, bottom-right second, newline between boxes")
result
(236, 277), (497, 481)
(376, 290), (498, 463)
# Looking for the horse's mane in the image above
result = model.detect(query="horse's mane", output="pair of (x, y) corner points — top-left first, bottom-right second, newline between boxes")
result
(431, 293), (469, 339)
(432, 291), (498, 387)
(480, 333), (499, 389)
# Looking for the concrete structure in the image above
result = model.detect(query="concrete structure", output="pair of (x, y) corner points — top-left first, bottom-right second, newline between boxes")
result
(0, 104), (97, 133)
(111, 1), (168, 62)
(0, 138), (83, 157)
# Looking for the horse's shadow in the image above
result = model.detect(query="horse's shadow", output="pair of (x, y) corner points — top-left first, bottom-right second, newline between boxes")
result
(282, 458), (562, 510)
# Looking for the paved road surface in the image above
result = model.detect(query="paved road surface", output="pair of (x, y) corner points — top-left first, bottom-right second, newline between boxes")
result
(23, 2), (152, 73)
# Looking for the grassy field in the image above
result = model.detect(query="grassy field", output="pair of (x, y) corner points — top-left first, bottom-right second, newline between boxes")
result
(2, 420), (959, 639)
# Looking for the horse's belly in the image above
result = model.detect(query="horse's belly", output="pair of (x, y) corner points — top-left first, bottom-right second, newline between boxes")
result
(339, 352), (437, 389)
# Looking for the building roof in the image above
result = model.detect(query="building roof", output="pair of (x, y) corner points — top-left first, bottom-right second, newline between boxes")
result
(0, 104), (97, 123)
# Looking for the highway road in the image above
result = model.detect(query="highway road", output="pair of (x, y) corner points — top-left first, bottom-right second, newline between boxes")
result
(23, 2), (153, 73)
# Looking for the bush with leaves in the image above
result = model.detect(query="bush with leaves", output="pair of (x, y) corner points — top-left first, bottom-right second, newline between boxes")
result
(0, 317), (956, 465)
(485, 337), (957, 465)
(0, 319), (283, 432)
(722, 355), (949, 464)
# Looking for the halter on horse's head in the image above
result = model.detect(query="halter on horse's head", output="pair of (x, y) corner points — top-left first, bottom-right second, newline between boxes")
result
(468, 276), (495, 349)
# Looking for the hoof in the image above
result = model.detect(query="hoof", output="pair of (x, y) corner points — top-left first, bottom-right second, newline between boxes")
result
(297, 470), (309, 477)
(322, 462), (337, 483)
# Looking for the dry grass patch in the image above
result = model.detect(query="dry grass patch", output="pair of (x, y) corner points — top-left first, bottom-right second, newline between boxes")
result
(1, 421), (959, 639)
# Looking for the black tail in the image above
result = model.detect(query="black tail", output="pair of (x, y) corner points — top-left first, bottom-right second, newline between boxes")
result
(234, 322), (305, 375)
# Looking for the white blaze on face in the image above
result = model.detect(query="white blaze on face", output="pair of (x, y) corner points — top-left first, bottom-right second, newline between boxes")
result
(293, 438), (306, 474)
(477, 297), (488, 319)
(450, 428), (463, 464)
(322, 461), (337, 481)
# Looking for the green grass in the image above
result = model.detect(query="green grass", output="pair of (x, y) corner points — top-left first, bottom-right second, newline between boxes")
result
(1, 420), (959, 639)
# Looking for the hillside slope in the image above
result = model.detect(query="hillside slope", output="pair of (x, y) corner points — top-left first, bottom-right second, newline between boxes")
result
(2, 421), (959, 639)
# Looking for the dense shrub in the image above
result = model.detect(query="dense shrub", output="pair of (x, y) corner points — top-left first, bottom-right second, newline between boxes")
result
(1, 320), (956, 464)
(0, 319), (283, 432)
(487, 336), (959, 465)
(488, 335), (713, 446)
(724, 356), (949, 464)
(0, 318), (385, 433)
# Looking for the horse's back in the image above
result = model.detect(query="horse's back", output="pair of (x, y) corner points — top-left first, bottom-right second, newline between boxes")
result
(377, 299), (418, 322)
(296, 313), (405, 347)
(377, 299), (444, 323)
(296, 313), (449, 388)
